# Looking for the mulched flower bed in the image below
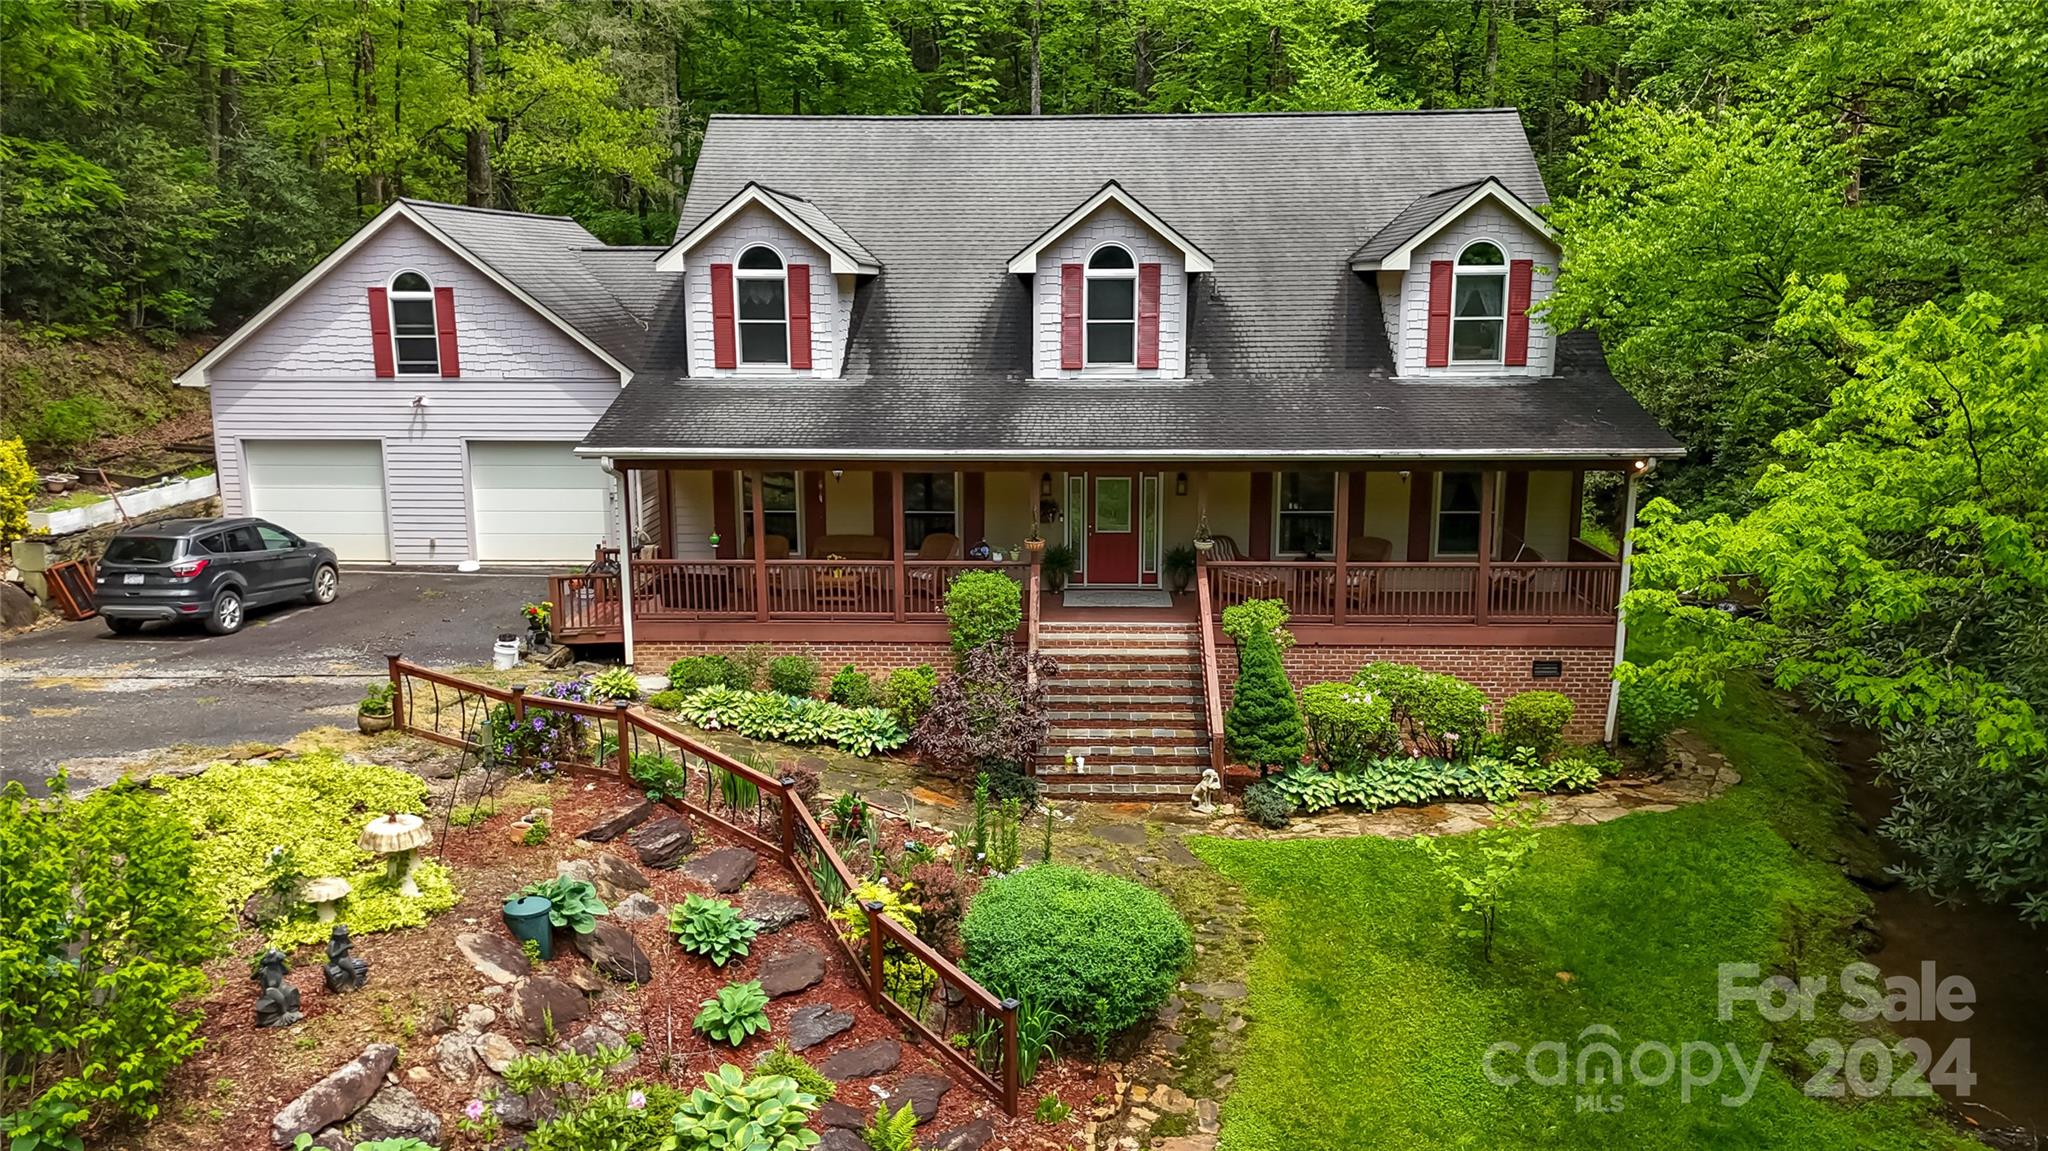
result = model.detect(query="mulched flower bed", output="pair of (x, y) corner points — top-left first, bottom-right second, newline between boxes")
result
(112, 761), (1105, 1150)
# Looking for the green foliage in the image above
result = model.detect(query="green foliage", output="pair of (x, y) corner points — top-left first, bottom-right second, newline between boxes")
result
(668, 655), (747, 692)
(766, 655), (820, 698)
(521, 816), (551, 847)
(0, 780), (215, 1127)
(877, 665), (939, 729)
(749, 1043), (835, 1103)
(1033, 1094), (1071, 1124)
(0, 437), (36, 545)
(2, 1097), (88, 1151)
(674, 686), (908, 757)
(646, 689), (686, 712)
(984, 795), (1023, 872)
(943, 569), (1024, 655)
(1353, 662), (1488, 759)
(1041, 542), (1078, 591)
(1416, 801), (1548, 961)
(1013, 993), (1065, 1086)
(962, 865), (1191, 1053)
(503, 1044), (632, 1097)
(1241, 780), (1295, 829)
(159, 751), (456, 948)
(827, 664), (876, 708)
(357, 681), (395, 717)
(518, 876), (607, 934)
(861, 1101), (916, 1151)
(1299, 683), (1400, 772)
(664, 1064), (819, 1151)
(903, 862), (969, 958)
(667, 894), (760, 968)
(22, 396), (109, 454)
(629, 752), (686, 801)
(586, 666), (642, 702)
(1616, 674), (1697, 760)
(527, 1083), (687, 1151)
(1498, 691), (1575, 761)
(732, 646), (772, 692)
(692, 982), (771, 1047)
(1219, 598), (1295, 651)
(915, 643), (1055, 773)
(831, 879), (919, 946)
(1225, 605), (1304, 772)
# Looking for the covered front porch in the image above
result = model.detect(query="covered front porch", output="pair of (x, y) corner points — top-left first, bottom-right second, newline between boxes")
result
(550, 459), (1638, 646)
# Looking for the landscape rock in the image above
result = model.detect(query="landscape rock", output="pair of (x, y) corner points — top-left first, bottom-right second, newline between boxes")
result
(591, 854), (649, 894)
(786, 1003), (855, 1051)
(510, 976), (589, 1041)
(572, 922), (653, 984)
(271, 1043), (397, 1145)
(341, 1086), (441, 1148)
(682, 846), (758, 893)
(568, 1025), (640, 1074)
(456, 1004), (497, 1035)
(921, 1118), (995, 1151)
(456, 932), (531, 986)
(819, 1131), (868, 1151)
(610, 892), (662, 922)
(564, 965), (606, 994)
(894, 1073), (952, 1124)
(739, 889), (812, 933)
(0, 582), (39, 629)
(577, 800), (652, 843)
(476, 1033), (521, 1074)
(630, 815), (696, 868)
(757, 947), (826, 998)
(817, 1100), (868, 1130)
(819, 1040), (901, 1081)
(434, 1034), (478, 1081)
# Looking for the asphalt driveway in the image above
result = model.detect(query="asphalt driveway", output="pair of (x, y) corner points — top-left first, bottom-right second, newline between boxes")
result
(0, 569), (550, 785)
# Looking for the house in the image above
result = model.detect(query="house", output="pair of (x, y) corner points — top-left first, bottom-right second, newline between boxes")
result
(185, 111), (1682, 798)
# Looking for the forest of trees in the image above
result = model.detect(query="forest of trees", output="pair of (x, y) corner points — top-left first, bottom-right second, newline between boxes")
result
(4, 0), (2043, 919)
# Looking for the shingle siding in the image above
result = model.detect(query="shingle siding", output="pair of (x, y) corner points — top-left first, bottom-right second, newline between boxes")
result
(1385, 199), (1557, 377)
(682, 204), (849, 379)
(1032, 204), (1187, 379)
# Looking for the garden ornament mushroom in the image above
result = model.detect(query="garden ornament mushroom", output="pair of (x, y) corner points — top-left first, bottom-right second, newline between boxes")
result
(302, 876), (353, 922)
(358, 812), (434, 897)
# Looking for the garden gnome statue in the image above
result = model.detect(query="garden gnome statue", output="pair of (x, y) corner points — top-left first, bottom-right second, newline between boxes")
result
(323, 925), (371, 993)
(252, 950), (302, 1028)
(1190, 768), (1223, 814)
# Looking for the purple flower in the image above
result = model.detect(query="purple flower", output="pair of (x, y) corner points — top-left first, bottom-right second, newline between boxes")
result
(531, 716), (545, 731)
(627, 1090), (646, 1110)
(539, 761), (553, 773)
(464, 1099), (485, 1122)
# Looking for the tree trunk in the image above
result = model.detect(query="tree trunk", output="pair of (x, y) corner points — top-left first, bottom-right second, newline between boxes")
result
(219, 11), (240, 145)
(1029, 0), (1042, 115)
(1133, 11), (1149, 104)
(358, 2), (384, 206)
(1484, 0), (1501, 105)
(465, 0), (490, 206)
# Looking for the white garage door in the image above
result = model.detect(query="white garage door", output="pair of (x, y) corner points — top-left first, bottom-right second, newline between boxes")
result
(244, 439), (389, 562)
(470, 441), (610, 562)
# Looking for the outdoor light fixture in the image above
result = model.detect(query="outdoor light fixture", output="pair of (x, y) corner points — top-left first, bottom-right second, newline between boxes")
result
(1175, 472), (1188, 496)
(832, 468), (844, 482)
(1398, 469), (1411, 483)
(1040, 472), (1053, 497)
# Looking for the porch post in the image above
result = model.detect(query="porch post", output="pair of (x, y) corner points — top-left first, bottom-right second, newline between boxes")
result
(1332, 469), (1350, 625)
(890, 468), (907, 623)
(1474, 468), (1495, 626)
(616, 463), (637, 666)
(655, 466), (674, 557)
(749, 468), (769, 622)
(1604, 468), (1642, 743)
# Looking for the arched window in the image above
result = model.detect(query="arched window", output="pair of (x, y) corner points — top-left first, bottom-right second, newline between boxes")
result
(1084, 244), (1137, 366)
(1451, 241), (1507, 363)
(389, 271), (441, 374)
(734, 245), (788, 365)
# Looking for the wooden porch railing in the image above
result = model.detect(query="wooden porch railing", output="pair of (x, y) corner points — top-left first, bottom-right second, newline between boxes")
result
(384, 656), (1022, 1115)
(550, 558), (1030, 634)
(1203, 559), (1621, 625)
(1487, 562), (1621, 621)
(1193, 552), (1227, 774)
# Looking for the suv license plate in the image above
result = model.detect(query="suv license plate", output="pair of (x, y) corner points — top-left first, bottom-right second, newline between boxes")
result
(124, 573), (144, 585)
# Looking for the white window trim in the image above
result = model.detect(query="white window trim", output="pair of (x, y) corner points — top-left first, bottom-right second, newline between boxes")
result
(733, 244), (793, 370)
(1449, 239), (1509, 367)
(1082, 242), (1139, 370)
(1272, 469), (1339, 558)
(1430, 470), (1502, 559)
(738, 468), (805, 555)
(902, 470), (962, 548)
(388, 269), (442, 376)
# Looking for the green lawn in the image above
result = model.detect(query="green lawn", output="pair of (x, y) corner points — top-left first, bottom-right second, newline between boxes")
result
(1191, 678), (1966, 1150)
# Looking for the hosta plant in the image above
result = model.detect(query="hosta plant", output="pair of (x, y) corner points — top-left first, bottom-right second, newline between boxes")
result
(667, 894), (759, 967)
(693, 981), (772, 1047)
(585, 666), (643, 702)
(518, 876), (608, 933)
(663, 1064), (819, 1151)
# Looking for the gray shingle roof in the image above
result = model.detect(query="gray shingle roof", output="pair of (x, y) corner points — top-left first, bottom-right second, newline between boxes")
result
(1348, 180), (1489, 265)
(755, 186), (879, 269)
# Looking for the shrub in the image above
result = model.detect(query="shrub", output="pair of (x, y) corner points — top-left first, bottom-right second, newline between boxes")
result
(0, 779), (216, 1126)
(1225, 620), (1303, 774)
(962, 865), (1191, 1053)
(1299, 683), (1400, 772)
(1242, 779), (1296, 828)
(669, 654), (745, 692)
(1618, 674), (1697, 759)
(358, 681), (395, 717)
(586, 666), (643, 702)
(1219, 597), (1295, 650)
(914, 643), (1057, 774)
(749, 1043), (835, 1101)
(904, 862), (972, 959)
(668, 894), (760, 967)
(647, 689), (686, 712)
(24, 395), (107, 454)
(733, 644), (772, 690)
(668, 1064), (820, 1151)
(878, 665), (938, 728)
(693, 982), (772, 1047)
(1353, 662), (1488, 759)
(519, 876), (608, 933)
(827, 665), (876, 707)
(980, 761), (1039, 810)
(527, 1084), (687, 1151)
(1499, 691), (1575, 760)
(0, 437), (34, 546)
(766, 655), (820, 698)
(944, 569), (1023, 655)
(630, 752), (686, 800)
(522, 816), (551, 846)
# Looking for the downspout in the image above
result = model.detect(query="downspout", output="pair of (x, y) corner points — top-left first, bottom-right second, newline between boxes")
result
(1603, 463), (1649, 743)
(601, 456), (635, 669)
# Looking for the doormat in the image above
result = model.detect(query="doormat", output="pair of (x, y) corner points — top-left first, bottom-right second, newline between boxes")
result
(1062, 589), (1173, 609)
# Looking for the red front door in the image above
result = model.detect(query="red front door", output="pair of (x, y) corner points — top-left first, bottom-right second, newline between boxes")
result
(1086, 472), (1140, 584)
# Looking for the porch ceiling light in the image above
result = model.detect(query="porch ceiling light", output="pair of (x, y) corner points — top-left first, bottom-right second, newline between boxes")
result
(1040, 472), (1053, 497)
(832, 469), (844, 482)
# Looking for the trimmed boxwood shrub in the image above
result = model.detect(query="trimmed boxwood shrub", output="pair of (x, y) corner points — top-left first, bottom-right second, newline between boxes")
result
(669, 654), (746, 692)
(1353, 661), (1488, 759)
(766, 654), (820, 698)
(962, 865), (1191, 1053)
(828, 664), (876, 708)
(1300, 683), (1400, 773)
(1242, 779), (1296, 828)
(879, 665), (938, 727)
(1500, 690), (1574, 760)
(944, 569), (1024, 655)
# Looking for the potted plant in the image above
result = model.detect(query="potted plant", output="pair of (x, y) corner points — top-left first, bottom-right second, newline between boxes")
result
(1042, 543), (1077, 593)
(1022, 520), (1047, 561)
(1193, 516), (1215, 555)
(521, 600), (552, 651)
(357, 682), (395, 734)
(1165, 544), (1198, 594)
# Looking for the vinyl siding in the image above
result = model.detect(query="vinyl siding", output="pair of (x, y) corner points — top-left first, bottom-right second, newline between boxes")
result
(683, 204), (850, 379)
(1378, 199), (1558, 377)
(1033, 204), (1188, 379)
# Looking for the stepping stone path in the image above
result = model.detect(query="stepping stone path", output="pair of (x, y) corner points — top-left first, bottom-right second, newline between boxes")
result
(740, 889), (812, 933)
(510, 975), (589, 1041)
(757, 947), (826, 998)
(923, 1119), (995, 1151)
(819, 1039), (901, 1081)
(455, 932), (530, 986)
(683, 846), (758, 893)
(893, 1072), (951, 1123)
(577, 800), (651, 842)
(816, 1100), (867, 1129)
(818, 1131), (867, 1151)
(786, 1003), (855, 1050)
(631, 815), (696, 868)
(271, 1043), (396, 1145)
(592, 854), (649, 894)
(573, 921), (653, 984)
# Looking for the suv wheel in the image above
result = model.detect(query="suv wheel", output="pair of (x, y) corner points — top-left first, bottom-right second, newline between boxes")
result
(105, 617), (144, 635)
(308, 564), (340, 605)
(206, 589), (245, 635)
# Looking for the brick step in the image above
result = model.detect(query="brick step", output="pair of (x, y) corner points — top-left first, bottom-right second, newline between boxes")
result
(1041, 779), (1206, 799)
(1036, 760), (1208, 777)
(1045, 709), (1207, 728)
(1041, 688), (1205, 707)
(1046, 661), (1202, 678)
(1046, 675), (1201, 691)
(1043, 734), (1211, 753)
(1037, 645), (1203, 659)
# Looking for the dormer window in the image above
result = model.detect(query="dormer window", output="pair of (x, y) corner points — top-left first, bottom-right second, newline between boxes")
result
(389, 272), (442, 374)
(1451, 241), (1507, 363)
(735, 246), (789, 365)
(1085, 244), (1137, 366)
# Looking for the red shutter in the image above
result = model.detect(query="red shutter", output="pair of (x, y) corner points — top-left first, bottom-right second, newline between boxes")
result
(1059, 262), (1084, 369)
(368, 287), (395, 378)
(710, 263), (737, 369)
(787, 263), (813, 369)
(433, 285), (460, 377)
(1249, 472), (1273, 561)
(1425, 260), (1453, 368)
(962, 471), (985, 544)
(1505, 259), (1533, 366)
(711, 470), (737, 558)
(1136, 262), (1161, 370)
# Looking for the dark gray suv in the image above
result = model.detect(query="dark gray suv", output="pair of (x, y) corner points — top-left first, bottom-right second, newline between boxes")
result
(95, 517), (340, 635)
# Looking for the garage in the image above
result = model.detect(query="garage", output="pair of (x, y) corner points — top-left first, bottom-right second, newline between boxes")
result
(469, 441), (611, 562)
(243, 439), (390, 561)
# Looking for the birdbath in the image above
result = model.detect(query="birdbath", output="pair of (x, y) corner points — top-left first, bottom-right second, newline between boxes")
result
(358, 813), (434, 897)
(302, 877), (353, 922)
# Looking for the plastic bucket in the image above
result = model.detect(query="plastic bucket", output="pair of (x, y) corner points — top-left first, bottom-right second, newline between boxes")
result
(492, 638), (520, 671)
(502, 896), (553, 960)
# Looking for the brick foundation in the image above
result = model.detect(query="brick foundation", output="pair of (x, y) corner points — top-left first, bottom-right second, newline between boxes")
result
(1220, 641), (1615, 742)
(636, 640), (953, 680)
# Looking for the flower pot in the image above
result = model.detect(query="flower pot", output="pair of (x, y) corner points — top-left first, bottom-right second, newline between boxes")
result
(1193, 538), (1215, 555)
(503, 896), (553, 960)
(1022, 537), (1047, 559)
(357, 710), (393, 735)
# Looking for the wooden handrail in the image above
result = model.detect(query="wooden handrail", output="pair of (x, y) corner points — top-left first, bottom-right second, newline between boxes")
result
(1193, 557), (1227, 773)
(1025, 560), (1043, 689)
